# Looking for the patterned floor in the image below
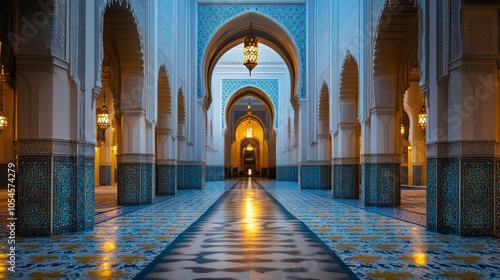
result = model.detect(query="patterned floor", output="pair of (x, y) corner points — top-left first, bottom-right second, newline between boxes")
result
(259, 180), (500, 279)
(1, 180), (499, 279)
(137, 179), (355, 280)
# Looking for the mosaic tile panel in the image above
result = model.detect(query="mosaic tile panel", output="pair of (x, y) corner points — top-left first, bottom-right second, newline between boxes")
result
(141, 163), (154, 204)
(333, 164), (360, 199)
(400, 165), (408, 185)
(206, 166), (224, 182)
(53, 156), (77, 235)
(300, 165), (331, 190)
(364, 163), (400, 207)
(84, 157), (95, 230)
(98, 165), (111, 186)
(413, 165), (422, 186)
(179, 166), (204, 190)
(437, 157), (460, 235)
(18, 156), (52, 236)
(197, 4), (307, 99)
(426, 158), (437, 231)
(460, 157), (494, 236)
(276, 166), (285, 181)
(156, 164), (177, 196)
(221, 79), (279, 128)
(117, 163), (141, 205)
(496, 157), (500, 237)
(177, 165), (184, 189)
(76, 156), (86, 232)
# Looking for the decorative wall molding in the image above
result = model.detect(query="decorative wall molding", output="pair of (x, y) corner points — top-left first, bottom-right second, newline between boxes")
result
(156, 159), (177, 165)
(372, 77), (394, 108)
(16, 139), (95, 157)
(362, 154), (401, 164)
(427, 140), (498, 157)
(117, 153), (155, 164)
(332, 157), (360, 165)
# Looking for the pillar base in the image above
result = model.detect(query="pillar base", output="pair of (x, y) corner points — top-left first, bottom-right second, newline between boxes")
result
(299, 162), (331, 190)
(427, 141), (499, 237)
(332, 158), (360, 199)
(206, 165), (224, 182)
(156, 160), (177, 196)
(17, 139), (94, 236)
(362, 154), (401, 207)
(117, 154), (155, 205)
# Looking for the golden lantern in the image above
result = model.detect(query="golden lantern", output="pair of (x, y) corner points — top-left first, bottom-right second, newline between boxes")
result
(97, 105), (110, 129)
(243, 22), (258, 76)
(418, 98), (427, 131)
(246, 143), (254, 151)
(400, 122), (405, 136)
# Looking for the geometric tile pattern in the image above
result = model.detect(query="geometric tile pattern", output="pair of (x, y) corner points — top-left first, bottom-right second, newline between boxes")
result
(206, 165), (224, 182)
(156, 164), (177, 196)
(460, 157), (494, 236)
(138, 180), (355, 279)
(300, 165), (331, 190)
(412, 165), (422, 185)
(437, 157), (460, 235)
(177, 165), (204, 190)
(197, 4), (306, 99)
(18, 155), (94, 236)
(276, 165), (298, 182)
(426, 158), (437, 231)
(221, 79), (279, 128)
(363, 163), (401, 207)
(1, 182), (229, 279)
(261, 181), (500, 279)
(117, 163), (154, 206)
(332, 164), (360, 199)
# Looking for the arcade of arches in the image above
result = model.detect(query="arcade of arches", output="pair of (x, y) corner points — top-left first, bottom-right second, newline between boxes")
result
(0, 0), (499, 277)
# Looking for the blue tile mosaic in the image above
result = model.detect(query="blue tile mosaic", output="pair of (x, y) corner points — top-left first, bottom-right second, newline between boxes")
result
(426, 158), (437, 231)
(83, 157), (95, 231)
(156, 164), (177, 196)
(206, 165), (224, 182)
(117, 163), (153, 206)
(18, 156), (52, 236)
(333, 164), (360, 199)
(221, 79), (279, 128)
(437, 157), (460, 235)
(364, 163), (400, 207)
(197, 3), (306, 99)
(300, 165), (331, 190)
(460, 157), (494, 236)
(53, 156), (77, 235)
(178, 165), (204, 190)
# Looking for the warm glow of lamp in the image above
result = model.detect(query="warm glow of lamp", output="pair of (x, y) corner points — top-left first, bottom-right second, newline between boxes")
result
(243, 22), (258, 76)
(246, 120), (253, 138)
(418, 98), (427, 131)
(400, 122), (405, 135)
(0, 112), (7, 133)
(97, 105), (110, 129)
(246, 143), (254, 151)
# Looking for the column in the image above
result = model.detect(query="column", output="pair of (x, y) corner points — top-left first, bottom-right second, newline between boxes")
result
(332, 123), (360, 199)
(156, 127), (176, 196)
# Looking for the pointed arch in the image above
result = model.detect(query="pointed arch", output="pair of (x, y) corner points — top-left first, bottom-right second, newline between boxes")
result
(203, 12), (300, 109)
(318, 82), (330, 135)
(158, 66), (172, 117)
(177, 88), (186, 137)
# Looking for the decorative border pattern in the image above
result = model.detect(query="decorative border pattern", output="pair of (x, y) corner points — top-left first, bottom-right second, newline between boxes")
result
(427, 140), (497, 157)
(16, 139), (95, 157)
(221, 79), (279, 128)
(197, 3), (306, 99)
(332, 157), (359, 165)
(361, 154), (401, 164)
(117, 154), (155, 164)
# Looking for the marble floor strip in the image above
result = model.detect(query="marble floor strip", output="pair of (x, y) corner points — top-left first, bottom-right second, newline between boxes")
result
(137, 179), (356, 280)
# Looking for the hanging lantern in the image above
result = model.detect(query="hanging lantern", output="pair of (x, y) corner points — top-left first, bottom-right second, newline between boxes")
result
(246, 120), (254, 139)
(243, 22), (258, 76)
(0, 111), (7, 133)
(97, 104), (110, 129)
(418, 98), (427, 131)
(246, 143), (254, 151)
(400, 122), (405, 136)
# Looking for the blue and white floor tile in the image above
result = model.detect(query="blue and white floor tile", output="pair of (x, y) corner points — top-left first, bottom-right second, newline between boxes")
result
(259, 180), (500, 279)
